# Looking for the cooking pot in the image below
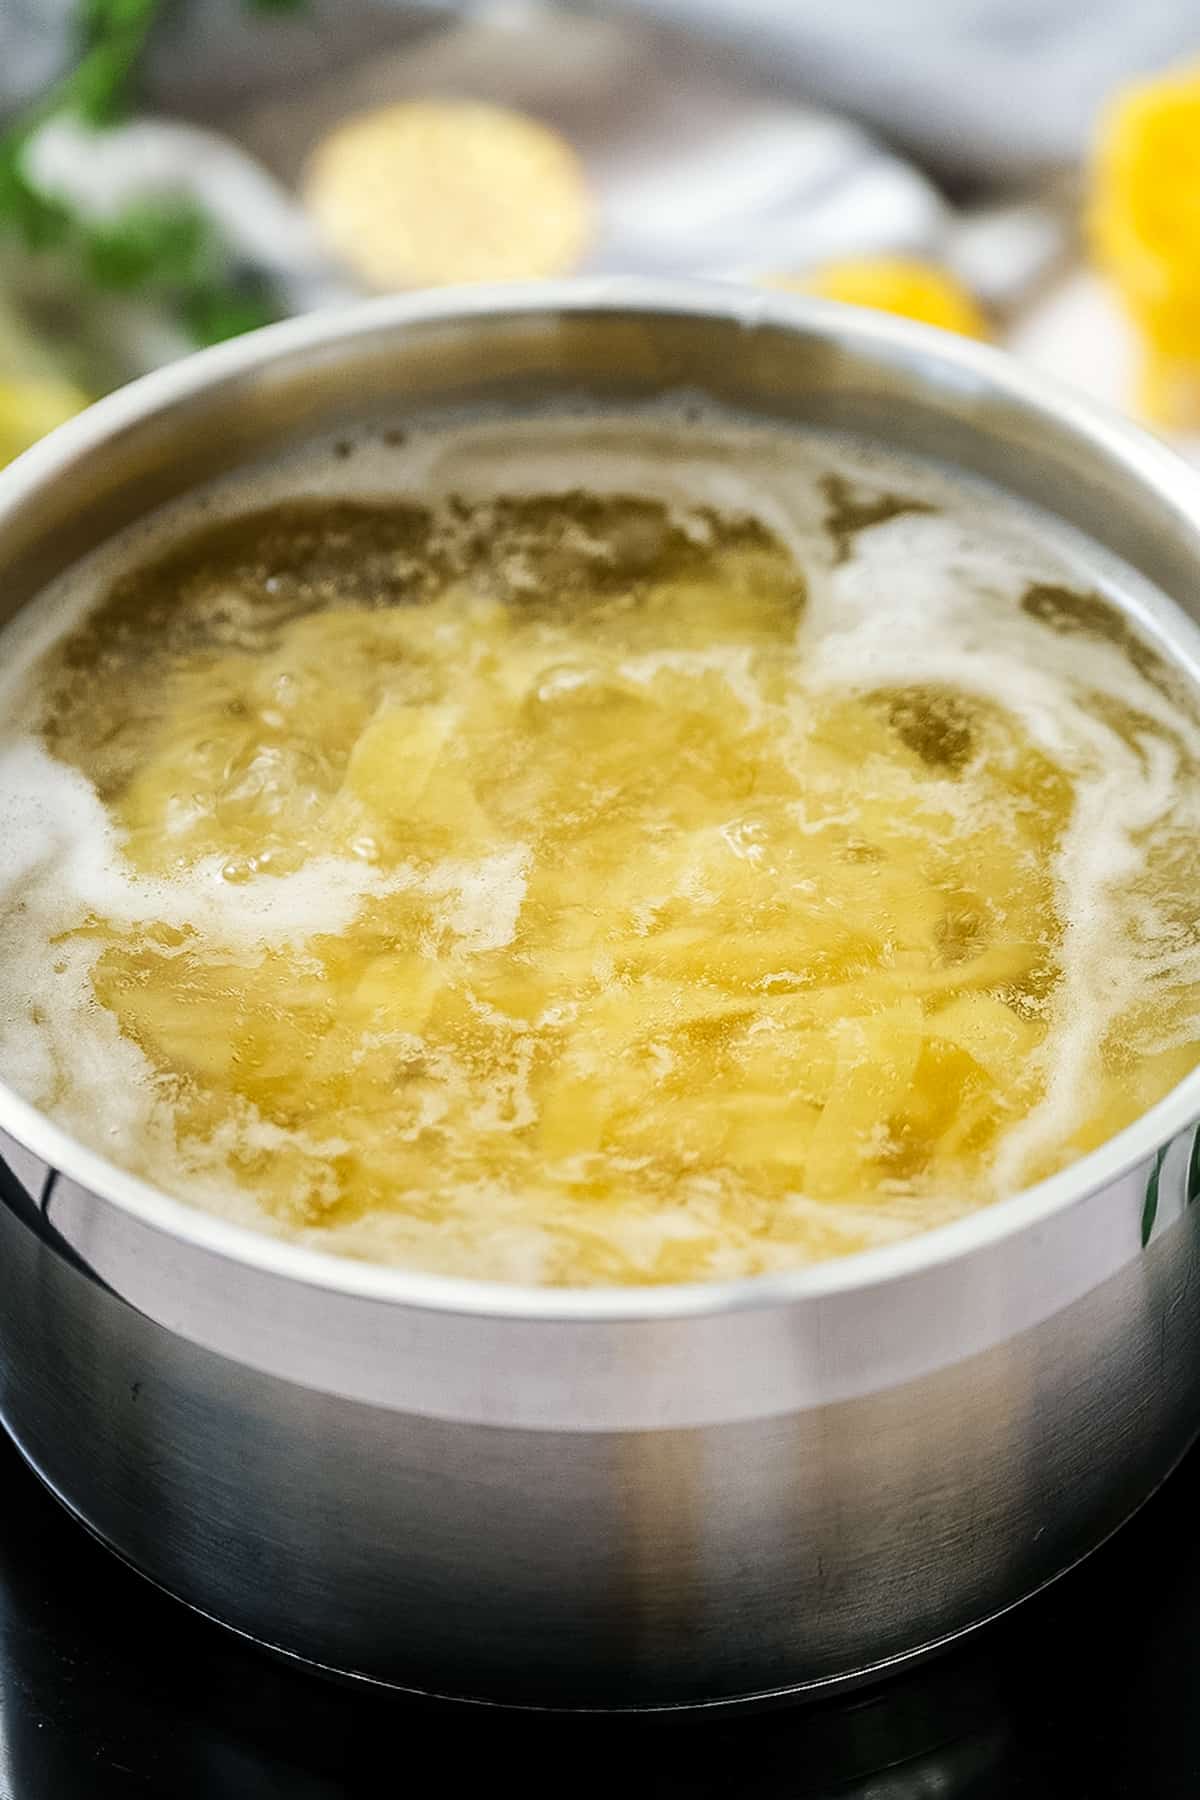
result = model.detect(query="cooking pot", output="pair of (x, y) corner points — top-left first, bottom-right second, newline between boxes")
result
(2, 280), (1200, 1710)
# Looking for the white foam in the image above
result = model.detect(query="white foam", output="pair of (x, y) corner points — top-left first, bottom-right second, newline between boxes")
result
(801, 501), (1200, 1186)
(425, 846), (530, 955)
(0, 735), (401, 946)
(0, 405), (1198, 1246)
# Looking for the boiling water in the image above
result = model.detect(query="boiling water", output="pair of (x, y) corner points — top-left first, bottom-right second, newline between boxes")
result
(0, 410), (1198, 1286)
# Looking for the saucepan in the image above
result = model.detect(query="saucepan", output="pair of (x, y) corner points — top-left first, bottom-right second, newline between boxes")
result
(1, 280), (1199, 1709)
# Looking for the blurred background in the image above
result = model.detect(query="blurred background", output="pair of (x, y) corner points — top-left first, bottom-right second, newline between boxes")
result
(0, 0), (1198, 462)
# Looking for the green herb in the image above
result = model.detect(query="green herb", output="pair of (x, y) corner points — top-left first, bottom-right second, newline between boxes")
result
(0, 140), (71, 251)
(180, 276), (281, 348)
(70, 0), (163, 125)
(0, 0), (305, 351)
(83, 197), (214, 291)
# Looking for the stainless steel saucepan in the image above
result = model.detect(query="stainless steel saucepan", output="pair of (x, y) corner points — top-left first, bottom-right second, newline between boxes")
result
(1, 281), (1199, 1710)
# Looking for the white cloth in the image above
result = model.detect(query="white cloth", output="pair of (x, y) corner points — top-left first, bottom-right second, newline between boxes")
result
(600, 0), (1200, 177)
(4, 2), (1197, 178)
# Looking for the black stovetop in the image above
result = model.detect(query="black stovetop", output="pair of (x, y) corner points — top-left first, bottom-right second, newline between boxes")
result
(2, 1423), (1197, 1800)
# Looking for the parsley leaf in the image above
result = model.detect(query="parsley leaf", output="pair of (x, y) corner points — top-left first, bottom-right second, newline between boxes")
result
(0, 139), (72, 251)
(83, 197), (215, 291)
(70, 0), (164, 125)
(180, 277), (282, 347)
(0, 0), (307, 354)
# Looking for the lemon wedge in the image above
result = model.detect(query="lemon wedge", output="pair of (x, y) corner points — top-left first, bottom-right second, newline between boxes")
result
(0, 376), (87, 465)
(303, 100), (592, 290)
(1092, 64), (1200, 427)
(767, 257), (989, 340)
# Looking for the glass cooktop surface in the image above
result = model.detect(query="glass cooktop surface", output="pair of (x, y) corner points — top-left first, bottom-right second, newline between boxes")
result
(1, 1418), (1196, 1798)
